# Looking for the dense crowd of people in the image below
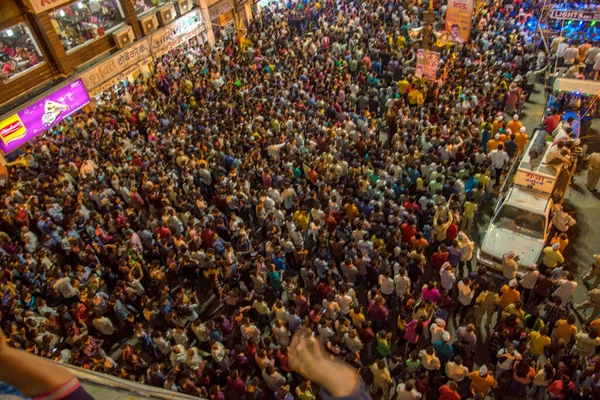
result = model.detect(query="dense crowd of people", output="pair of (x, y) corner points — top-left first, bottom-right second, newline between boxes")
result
(0, 0), (599, 399)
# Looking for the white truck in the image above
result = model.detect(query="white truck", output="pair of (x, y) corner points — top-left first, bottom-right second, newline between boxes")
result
(477, 129), (573, 274)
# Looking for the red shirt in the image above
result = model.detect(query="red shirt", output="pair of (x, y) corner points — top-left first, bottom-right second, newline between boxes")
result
(244, 341), (257, 358)
(317, 282), (333, 298)
(155, 226), (172, 239)
(439, 385), (461, 400)
(369, 299), (389, 322)
(431, 251), (449, 270)
(543, 115), (560, 133)
(401, 223), (417, 243)
(446, 223), (459, 242)
(277, 350), (292, 372)
(547, 380), (576, 398)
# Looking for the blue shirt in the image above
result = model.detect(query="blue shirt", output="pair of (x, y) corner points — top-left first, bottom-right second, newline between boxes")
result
(433, 340), (455, 362)
(273, 256), (286, 272)
(465, 177), (478, 193)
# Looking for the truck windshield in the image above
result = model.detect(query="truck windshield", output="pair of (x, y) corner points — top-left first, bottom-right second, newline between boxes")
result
(492, 204), (545, 239)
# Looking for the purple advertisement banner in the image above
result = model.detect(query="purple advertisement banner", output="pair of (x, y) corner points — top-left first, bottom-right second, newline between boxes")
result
(0, 78), (90, 154)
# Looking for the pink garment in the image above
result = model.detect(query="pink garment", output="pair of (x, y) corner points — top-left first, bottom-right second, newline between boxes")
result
(403, 319), (430, 344)
(422, 287), (440, 303)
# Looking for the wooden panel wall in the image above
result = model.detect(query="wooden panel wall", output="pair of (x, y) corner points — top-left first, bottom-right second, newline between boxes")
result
(0, 63), (54, 106)
(0, 0), (23, 24)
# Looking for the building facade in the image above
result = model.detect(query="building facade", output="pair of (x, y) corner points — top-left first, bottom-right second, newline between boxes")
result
(0, 0), (246, 109)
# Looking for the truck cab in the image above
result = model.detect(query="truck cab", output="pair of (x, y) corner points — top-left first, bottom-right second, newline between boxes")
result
(477, 129), (571, 275)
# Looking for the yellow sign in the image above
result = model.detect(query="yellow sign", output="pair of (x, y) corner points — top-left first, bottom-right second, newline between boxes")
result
(445, 0), (475, 44)
(0, 114), (27, 146)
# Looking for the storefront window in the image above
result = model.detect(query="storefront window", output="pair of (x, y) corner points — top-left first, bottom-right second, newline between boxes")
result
(0, 23), (44, 81)
(134, 0), (171, 16)
(50, 0), (124, 52)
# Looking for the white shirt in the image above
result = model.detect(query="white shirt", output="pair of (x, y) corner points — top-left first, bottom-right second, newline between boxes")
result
(396, 383), (422, 400)
(552, 207), (576, 232)
(457, 281), (475, 306)
(594, 52), (600, 70)
(430, 323), (446, 344)
(489, 149), (510, 169)
(458, 239), (474, 261)
(440, 268), (456, 291)
(564, 47), (579, 65)
(395, 275), (411, 297)
(446, 361), (469, 381)
(343, 333), (364, 352)
(379, 275), (395, 295)
(556, 42), (568, 58)
(520, 270), (540, 290)
(54, 277), (76, 298)
(553, 279), (578, 304)
(497, 348), (521, 370)
(93, 317), (115, 336)
(337, 294), (353, 315)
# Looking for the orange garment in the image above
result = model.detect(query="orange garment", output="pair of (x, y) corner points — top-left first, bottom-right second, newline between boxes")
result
(499, 285), (521, 309)
(507, 120), (523, 134)
(492, 120), (504, 134)
(468, 371), (498, 396)
(497, 134), (509, 143)
(410, 236), (429, 250)
(486, 139), (500, 153)
(550, 236), (569, 253)
(514, 133), (528, 153)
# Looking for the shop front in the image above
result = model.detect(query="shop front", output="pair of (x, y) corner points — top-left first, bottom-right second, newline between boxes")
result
(0, 0), (56, 107)
(150, 8), (206, 56)
(79, 36), (152, 97)
(0, 22), (45, 82)
(208, 0), (234, 29)
(23, 0), (142, 76)
(1, 0), (214, 111)
(48, 0), (126, 53)
(81, 8), (208, 98)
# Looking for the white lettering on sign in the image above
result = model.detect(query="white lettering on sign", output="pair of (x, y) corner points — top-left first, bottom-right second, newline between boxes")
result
(80, 38), (151, 90)
(90, 56), (153, 96)
(549, 9), (600, 22)
(151, 10), (203, 55)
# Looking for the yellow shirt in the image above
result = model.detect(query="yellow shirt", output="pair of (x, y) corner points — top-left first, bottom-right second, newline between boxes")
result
(344, 203), (359, 220)
(416, 177), (425, 190)
(398, 79), (410, 95)
(349, 310), (365, 326)
(468, 372), (498, 395)
(293, 211), (310, 230)
(474, 173), (490, 188)
(296, 387), (316, 400)
(527, 331), (551, 356)
(542, 247), (564, 268)
(407, 89), (424, 106)
(504, 304), (525, 319)
(252, 300), (270, 315)
(463, 202), (478, 218)
(397, 36), (407, 50)
(371, 235), (385, 249)
(553, 319), (578, 343)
